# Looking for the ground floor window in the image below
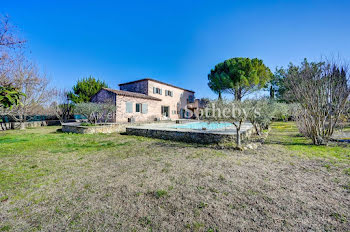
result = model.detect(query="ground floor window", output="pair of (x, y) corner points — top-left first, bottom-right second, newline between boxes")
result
(126, 102), (133, 113)
(180, 108), (185, 118)
(161, 106), (170, 117)
(126, 102), (148, 114)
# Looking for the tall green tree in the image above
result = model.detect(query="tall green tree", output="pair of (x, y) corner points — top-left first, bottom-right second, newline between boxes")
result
(68, 76), (108, 103)
(208, 65), (230, 100)
(268, 67), (291, 102)
(208, 57), (272, 101)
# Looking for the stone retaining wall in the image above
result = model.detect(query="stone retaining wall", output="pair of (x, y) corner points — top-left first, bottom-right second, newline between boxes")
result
(62, 123), (127, 134)
(0, 120), (61, 131)
(126, 127), (254, 144)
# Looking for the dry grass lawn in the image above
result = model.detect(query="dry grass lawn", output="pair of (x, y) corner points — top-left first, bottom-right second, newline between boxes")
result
(0, 122), (349, 231)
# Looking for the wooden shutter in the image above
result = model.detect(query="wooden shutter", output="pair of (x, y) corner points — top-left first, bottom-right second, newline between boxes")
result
(126, 102), (133, 113)
(142, 103), (148, 114)
(159, 89), (162, 95)
(153, 87), (156, 94)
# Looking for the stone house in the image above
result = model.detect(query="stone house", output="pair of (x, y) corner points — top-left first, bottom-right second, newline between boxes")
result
(91, 78), (200, 123)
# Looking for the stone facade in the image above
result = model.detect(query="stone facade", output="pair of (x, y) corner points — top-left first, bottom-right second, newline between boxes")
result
(118, 80), (148, 95)
(92, 78), (198, 123)
(91, 88), (116, 104)
(91, 88), (162, 123)
(115, 95), (161, 123)
(146, 79), (194, 120)
(119, 79), (196, 120)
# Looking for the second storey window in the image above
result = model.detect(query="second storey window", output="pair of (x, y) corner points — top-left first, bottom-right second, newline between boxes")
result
(188, 95), (195, 103)
(165, 90), (173, 97)
(153, 87), (162, 95)
(135, 103), (141, 112)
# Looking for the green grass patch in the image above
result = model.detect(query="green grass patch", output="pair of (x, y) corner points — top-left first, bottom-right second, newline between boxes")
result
(0, 127), (150, 199)
(266, 122), (350, 163)
(154, 189), (168, 198)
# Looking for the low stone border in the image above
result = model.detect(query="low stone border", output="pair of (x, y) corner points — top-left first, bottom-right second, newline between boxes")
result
(62, 123), (127, 134)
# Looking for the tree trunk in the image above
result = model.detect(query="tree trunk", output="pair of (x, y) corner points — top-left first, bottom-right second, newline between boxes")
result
(218, 91), (222, 100)
(270, 86), (275, 99)
(235, 88), (242, 101)
(19, 114), (26, 130)
(254, 124), (261, 136)
(236, 129), (241, 147)
(20, 122), (25, 130)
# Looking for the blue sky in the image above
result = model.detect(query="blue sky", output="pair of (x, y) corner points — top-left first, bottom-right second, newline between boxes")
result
(2, 0), (350, 98)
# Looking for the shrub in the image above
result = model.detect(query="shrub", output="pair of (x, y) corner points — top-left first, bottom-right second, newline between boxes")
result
(245, 99), (274, 135)
(74, 102), (116, 124)
(284, 59), (350, 145)
(272, 102), (290, 121)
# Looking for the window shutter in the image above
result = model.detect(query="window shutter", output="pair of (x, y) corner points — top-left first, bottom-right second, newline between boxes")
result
(165, 90), (168, 96)
(142, 103), (148, 114)
(153, 87), (156, 94)
(159, 89), (162, 95)
(126, 102), (133, 113)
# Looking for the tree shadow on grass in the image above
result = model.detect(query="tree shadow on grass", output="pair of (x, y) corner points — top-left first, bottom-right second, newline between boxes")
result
(264, 140), (312, 146)
(0, 137), (29, 144)
(150, 140), (207, 149)
(264, 132), (312, 146)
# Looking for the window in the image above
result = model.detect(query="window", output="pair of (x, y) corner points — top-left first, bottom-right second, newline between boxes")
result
(180, 108), (185, 118)
(188, 95), (195, 103)
(136, 103), (141, 112)
(165, 90), (173, 97)
(134, 103), (148, 114)
(126, 102), (133, 113)
(153, 87), (162, 95)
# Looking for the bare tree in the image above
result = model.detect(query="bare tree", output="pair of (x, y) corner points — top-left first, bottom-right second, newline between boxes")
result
(49, 89), (73, 124)
(0, 14), (26, 86)
(0, 15), (25, 48)
(285, 58), (350, 145)
(1, 59), (54, 129)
